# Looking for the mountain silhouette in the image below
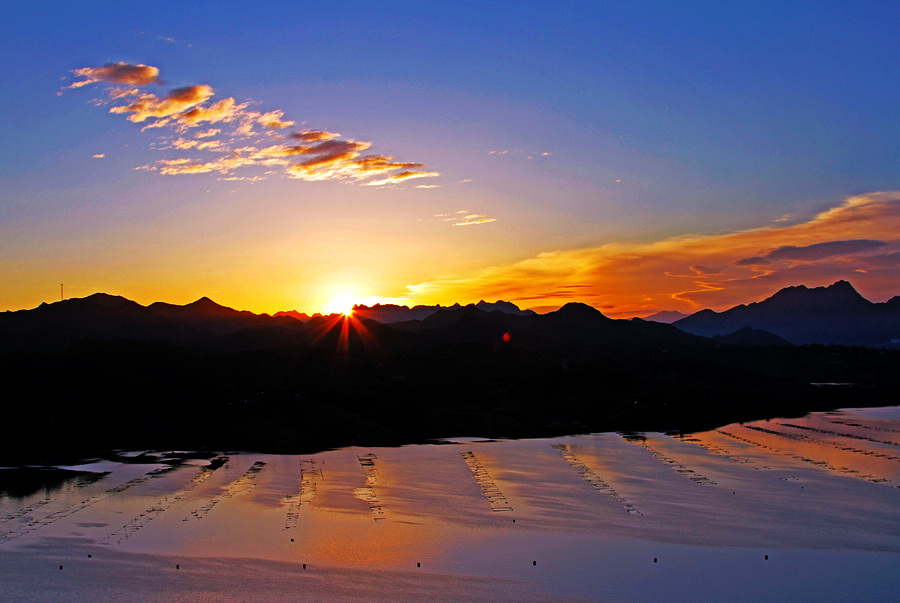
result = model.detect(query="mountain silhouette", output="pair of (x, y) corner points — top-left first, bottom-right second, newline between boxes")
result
(674, 281), (900, 346)
(273, 310), (312, 322)
(0, 294), (303, 352)
(149, 296), (243, 320)
(2, 288), (899, 464)
(352, 300), (535, 324)
(642, 310), (690, 323)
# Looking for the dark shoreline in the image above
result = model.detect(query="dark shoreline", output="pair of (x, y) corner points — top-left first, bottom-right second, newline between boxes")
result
(1, 369), (891, 468)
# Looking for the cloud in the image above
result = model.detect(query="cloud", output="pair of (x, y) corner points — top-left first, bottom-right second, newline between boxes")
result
(92, 153), (105, 159)
(257, 110), (295, 130)
(178, 96), (245, 127)
(489, 149), (552, 159)
(67, 62), (160, 88)
(145, 152), (280, 175)
(167, 137), (224, 151)
(289, 130), (339, 142)
(764, 239), (887, 261)
(286, 140), (372, 177)
(364, 170), (440, 187)
(406, 192), (900, 316)
(734, 257), (770, 266)
(434, 209), (497, 226)
(441, 210), (496, 226)
(65, 62), (437, 186)
(689, 265), (724, 275)
(865, 252), (900, 268)
(110, 85), (215, 123)
(219, 175), (265, 182)
(434, 210), (496, 226)
(456, 216), (496, 226)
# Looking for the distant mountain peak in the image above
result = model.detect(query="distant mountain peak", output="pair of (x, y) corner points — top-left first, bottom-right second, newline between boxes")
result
(80, 292), (135, 307)
(147, 296), (241, 320)
(472, 300), (535, 315)
(274, 310), (310, 322)
(766, 280), (869, 310)
(351, 299), (533, 324)
(552, 302), (609, 320)
(674, 280), (896, 346)
(642, 310), (690, 324)
(185, 296), (228, 310)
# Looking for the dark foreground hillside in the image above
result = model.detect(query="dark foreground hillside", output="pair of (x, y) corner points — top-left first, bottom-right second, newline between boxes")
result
(2, 294), (898, 464)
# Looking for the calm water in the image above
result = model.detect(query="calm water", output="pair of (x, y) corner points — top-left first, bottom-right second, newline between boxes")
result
(2, 406), (900, 601)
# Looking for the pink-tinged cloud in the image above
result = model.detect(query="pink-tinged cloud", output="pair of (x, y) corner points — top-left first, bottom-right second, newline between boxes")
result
(68, 62), (160, 88)
(407, 192), (900, 316)
(66, 62), (437, 186)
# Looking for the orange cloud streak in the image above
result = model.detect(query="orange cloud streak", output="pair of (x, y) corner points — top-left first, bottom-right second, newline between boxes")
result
(407, 192), (900, 316)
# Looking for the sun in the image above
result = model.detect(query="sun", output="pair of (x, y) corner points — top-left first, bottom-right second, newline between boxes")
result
(324, 294), (356, 316)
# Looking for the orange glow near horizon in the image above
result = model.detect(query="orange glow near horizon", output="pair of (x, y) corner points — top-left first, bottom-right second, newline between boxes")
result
(7, 193), (899, 320)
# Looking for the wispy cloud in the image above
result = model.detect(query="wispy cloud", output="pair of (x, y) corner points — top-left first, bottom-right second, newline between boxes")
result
(435, 210), (497, 226)
(64, 62), (438, 186)
(92, 153), (105, 159)
(488, 149), (552, 159)
(762, 239), (887, 262)
(409, 192), (900, 315)
(455, 215), (496, 226)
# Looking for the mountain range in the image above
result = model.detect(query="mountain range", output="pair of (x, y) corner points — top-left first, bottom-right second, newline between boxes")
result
(352, 300), (536, 324)
(671, 280), (900, 347)
(4, 280), (895, 351)
(2, 281), (898, 463)
(0, 294), (543, 353)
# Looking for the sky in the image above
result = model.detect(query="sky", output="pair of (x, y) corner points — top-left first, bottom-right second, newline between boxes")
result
(2, 1), (899, 317)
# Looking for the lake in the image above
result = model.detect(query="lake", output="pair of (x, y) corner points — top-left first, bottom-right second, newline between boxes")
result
(2, 406), (900, 601)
